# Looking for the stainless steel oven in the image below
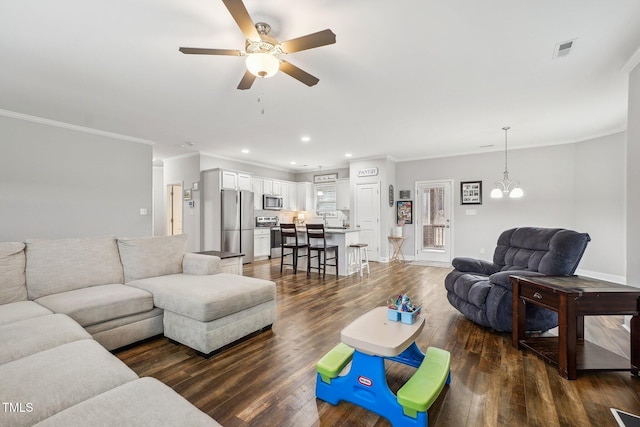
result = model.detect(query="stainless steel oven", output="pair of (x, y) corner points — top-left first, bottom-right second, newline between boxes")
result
(256, 216), (281, 259)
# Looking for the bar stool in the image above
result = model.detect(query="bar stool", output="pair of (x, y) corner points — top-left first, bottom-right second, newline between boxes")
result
(280, 223), (307, 274)
(349, 243), (370, 277)
(306, 224), (338, 278)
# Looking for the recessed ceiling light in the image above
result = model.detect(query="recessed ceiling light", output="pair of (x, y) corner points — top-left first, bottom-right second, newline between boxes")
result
(301, 136), (311, 142)
(290, 161), (297, 165)
(345, 153), (352, 158)
(241, 149), (249, 154)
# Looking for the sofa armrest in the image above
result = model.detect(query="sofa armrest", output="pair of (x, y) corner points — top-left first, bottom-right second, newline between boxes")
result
(489, 270), (545, 290)
(182, 253), (221, 275)
(451, 257), (501, 275)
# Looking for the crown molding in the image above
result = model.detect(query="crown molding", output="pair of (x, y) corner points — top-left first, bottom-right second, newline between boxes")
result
(622, 45), (640, 74)
(0, 109), (156, 146)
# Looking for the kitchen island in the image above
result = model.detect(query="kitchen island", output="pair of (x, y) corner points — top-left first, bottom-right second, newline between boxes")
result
(289, 228), (360, 276)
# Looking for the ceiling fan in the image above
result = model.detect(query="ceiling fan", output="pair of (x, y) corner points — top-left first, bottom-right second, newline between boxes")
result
(179, 0), (336, 90)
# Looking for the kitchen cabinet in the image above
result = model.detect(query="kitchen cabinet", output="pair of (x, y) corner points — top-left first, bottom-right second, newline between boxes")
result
(254, 228), (270, 258)
(273, 180), (282, 195)
(221, 170), (237, 189)
(252, 178), (263, 210)
(237, 173), (252, 191)
(296, 182), (313, 212)
(281, 183), (290, 210)
(287, 182), (298, 210)
(263, 179), (273, 195)
(221, 170), (252, 191)
(336, 179), (350, 211)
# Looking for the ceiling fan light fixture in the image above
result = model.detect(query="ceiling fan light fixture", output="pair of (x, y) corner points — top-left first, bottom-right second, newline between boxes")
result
(246, 53), (279, 78)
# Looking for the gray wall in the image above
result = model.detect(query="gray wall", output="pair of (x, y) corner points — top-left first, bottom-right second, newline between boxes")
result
(0, 114), (153, 241)
(396, 133), (626, 280)
(628, 63), (640, 286)
(162, 153), (201, 252)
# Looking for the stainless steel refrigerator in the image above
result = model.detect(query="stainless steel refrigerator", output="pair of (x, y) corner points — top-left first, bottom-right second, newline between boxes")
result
(221, 189), (254, 264)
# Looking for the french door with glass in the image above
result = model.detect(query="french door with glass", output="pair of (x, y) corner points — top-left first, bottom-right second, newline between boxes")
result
(415, 180), (453, 263)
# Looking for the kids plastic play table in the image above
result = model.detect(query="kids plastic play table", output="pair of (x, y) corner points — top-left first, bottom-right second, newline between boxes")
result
(316, 306), (435, 426)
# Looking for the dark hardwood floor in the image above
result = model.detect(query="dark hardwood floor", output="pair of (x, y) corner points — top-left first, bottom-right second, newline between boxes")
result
(116, 260), (640, 426)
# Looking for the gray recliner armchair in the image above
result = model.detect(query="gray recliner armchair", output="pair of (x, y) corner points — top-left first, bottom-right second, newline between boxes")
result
(444, 227), (591, 332)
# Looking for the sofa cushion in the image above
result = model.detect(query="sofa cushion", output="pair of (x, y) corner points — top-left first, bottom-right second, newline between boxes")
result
(0, 339), (138, 427)
(128, 273), (276, 322)
(0, 301), (53, 327)
(0, 242), (27, 304)
(0, 313), (91, 364)
(25, 237), (124, 299)
(117, 235), (187, 282)
(35, 284), (155, 327)
(33, 377), (222, 427)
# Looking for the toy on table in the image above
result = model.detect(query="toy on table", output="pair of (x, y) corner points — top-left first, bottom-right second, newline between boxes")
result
(387, 294), (422, 324)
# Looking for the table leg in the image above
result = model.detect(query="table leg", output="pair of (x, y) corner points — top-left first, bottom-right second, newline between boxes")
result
(631, 314), (640, 377)
(512, 280), (526, 349)
(558, 293), (577, 380)
(386, 342), (425, 368)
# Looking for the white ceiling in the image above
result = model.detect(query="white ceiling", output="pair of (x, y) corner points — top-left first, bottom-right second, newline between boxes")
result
(2, 0), (640, 171)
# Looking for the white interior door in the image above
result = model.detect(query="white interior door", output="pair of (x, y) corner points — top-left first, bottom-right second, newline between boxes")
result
(415, 180), (452, 263)
(167, 184), (183, 235)
(355, 182), (380, 262)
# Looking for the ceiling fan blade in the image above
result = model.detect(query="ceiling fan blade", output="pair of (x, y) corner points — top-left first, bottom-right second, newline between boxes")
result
(179, 47), (242, 56)
(279, 61), (319, 87)
(280, 29), (336, 54)
(237, 69), (257, 90)
(221, 0), (260, 41)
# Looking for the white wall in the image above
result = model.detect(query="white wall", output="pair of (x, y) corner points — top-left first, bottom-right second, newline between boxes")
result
(396, 134), (626, 280)
(628, 63), (640, 286)
(0, 115), (152, 241)
(152, 165), (165, 237)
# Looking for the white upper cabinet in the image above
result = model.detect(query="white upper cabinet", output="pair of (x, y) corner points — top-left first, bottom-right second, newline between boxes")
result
(287, 182), (298, 210)
(221, 170), (252, 191)
(221, 170), (238, 189)
(263, 179), (273, 195)
(237, 173), (252, 191)
(336, 179), (350, 211)
(297, 182), (314, 212)
(273, 180), (282, 195)
(251, 178), (263, 209)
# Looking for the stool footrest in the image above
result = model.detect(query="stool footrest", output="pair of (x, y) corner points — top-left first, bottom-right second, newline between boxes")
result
(316, 343), (354, 384)
(396, 347), (451, 417)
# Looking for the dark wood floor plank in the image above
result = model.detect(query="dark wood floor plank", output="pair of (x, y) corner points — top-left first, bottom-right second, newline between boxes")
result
(116, 260), (640, 426)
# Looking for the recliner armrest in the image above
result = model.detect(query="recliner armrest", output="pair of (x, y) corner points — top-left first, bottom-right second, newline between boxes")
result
(451, 257), (501, 275)
(490, 270), (544, 290)
(182, 253), (221, 275)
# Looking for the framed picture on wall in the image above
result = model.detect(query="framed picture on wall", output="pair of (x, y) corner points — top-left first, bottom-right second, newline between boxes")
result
(461, 181), (482, 205)
(396, 200), (413, 225)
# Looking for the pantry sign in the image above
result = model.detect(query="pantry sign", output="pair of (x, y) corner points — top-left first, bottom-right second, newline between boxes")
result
(357, 167), (378, 177)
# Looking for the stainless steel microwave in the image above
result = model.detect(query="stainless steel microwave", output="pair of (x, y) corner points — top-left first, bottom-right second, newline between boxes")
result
(263, 194), (283, 210)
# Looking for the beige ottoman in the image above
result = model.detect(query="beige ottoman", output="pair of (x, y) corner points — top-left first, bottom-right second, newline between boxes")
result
(128, 273), (277, 355)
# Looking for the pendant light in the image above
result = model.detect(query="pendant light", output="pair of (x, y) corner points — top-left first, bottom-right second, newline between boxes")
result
(490, 126), (524, 199)
(316, 166), (325, 196)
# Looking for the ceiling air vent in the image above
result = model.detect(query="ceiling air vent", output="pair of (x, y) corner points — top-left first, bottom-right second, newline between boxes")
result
(553, 39), (576, 59)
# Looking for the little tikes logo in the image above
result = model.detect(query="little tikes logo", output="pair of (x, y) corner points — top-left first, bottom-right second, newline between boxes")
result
(357, 376), (373, 387)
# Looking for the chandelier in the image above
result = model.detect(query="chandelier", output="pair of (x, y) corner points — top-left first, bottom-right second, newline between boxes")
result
(490, 126), (524, 199)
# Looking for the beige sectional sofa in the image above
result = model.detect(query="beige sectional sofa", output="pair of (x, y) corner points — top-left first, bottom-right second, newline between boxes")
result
(0, 234), (278, 426)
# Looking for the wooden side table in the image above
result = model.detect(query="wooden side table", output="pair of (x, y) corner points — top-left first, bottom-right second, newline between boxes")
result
(388, 236), (407, 263)
(511, 275), (640, 380)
